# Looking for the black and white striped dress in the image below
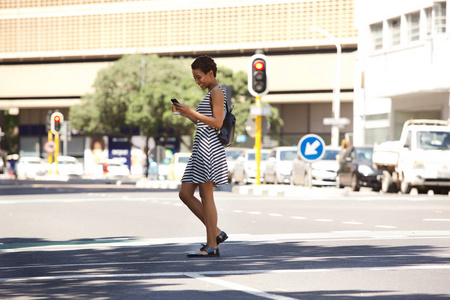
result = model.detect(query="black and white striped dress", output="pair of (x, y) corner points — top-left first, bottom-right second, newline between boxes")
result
(181, 87), (228, 186)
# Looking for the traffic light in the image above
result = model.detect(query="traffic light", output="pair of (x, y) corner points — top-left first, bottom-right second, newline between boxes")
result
(50, 112), (64, 134)
(248, 52), (269, 97)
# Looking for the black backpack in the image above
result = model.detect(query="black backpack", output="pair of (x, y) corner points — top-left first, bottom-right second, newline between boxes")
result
(210, 97), (236, 148)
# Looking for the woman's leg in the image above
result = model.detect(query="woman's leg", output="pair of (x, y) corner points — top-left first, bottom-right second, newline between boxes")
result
(198, 181), (218, 249)
(179, 182), (222, 236)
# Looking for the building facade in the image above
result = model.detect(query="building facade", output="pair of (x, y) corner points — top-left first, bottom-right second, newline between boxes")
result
(0, 0), (357, 159)
(354, 0), (450, 146)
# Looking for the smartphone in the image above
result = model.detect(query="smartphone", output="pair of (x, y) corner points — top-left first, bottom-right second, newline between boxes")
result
(171, 98), (181, 115)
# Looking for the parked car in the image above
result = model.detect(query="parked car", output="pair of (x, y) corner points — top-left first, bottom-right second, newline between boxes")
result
(148, 159), (170, 180)
(15, 156), (48, 179)
(336, 146), (382, 191)
(167, 152), (191, 181)
(54, 156), (84, 177)
(225, 147), (249, 181)
(103, 158), (130, 178)
(291, 147), (340, 186)
(264, 146), (297, 184)
(232, 149), (270, 184)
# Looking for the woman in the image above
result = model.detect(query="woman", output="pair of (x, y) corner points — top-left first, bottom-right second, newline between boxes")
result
(172, 56), (229, 257)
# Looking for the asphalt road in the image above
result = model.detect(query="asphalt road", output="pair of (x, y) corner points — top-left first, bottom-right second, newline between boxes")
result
(0, 181), (450, 299)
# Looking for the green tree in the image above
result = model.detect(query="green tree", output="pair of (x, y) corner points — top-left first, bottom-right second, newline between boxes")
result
(70, 54), (284, 174)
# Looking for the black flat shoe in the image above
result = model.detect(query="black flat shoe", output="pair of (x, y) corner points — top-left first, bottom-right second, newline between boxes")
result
(187, 247), (220, 257)
(217, 231), (228, 245)
(199, 231), (228, 251)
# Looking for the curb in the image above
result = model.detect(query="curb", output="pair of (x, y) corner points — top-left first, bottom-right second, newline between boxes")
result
(136, 180), (180, 190)
(231, 185), (345, 197)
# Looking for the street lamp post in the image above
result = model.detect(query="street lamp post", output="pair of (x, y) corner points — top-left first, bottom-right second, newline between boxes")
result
(310, 26), (342, 147)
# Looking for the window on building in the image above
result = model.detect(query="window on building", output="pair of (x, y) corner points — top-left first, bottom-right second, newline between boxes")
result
(434, 1), (446, 33)
(407, 12), (420, 42)
(426, 7), (432, 36)
(389, 17), (401, 47)
(370, 22), (383, 51)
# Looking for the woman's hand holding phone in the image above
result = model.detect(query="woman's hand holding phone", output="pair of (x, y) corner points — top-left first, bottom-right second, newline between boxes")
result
(171, 98), (181, 115)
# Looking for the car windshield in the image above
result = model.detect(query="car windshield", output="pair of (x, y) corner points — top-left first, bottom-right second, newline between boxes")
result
(355, 148), (373, 162)
(248, 152), (269, 161)
(226, 150), (243, 160)
(280, 150), (297, 161)
(178, 156), (190, 163)
(323, 150), (339, 160)
(417, 131), (450, 150)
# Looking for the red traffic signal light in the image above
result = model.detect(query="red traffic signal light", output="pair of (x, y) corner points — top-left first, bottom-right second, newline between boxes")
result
(254, 60), (265, 71)
(50, 112), (64, 134)
(248, 53), (269, 97)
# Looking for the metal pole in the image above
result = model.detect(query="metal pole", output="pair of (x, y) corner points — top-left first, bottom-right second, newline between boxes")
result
(63, 122), (68, 156)
(255, 96), (262, 185)
(310, 26), (342, 147)
(48, 130), (53, 175)
(55, 132), (60, 175)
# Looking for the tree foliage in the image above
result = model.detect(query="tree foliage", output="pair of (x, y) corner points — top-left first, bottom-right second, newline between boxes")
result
(69, 54), (284, 149)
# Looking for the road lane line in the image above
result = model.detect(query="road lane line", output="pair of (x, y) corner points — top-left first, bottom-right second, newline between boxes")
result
(269, 213), (283, 217)
(375, 225), (397, 229)
(186, 272), (296, 300)
(424, 219), (450, 222)
(290, 216), (306, 220)
(3, 253), (450, 272)
(314, 219), (333, 222)
(342, 221), (363, 225)
(2, 231), (450, 252)
(2, 265), (450, 283)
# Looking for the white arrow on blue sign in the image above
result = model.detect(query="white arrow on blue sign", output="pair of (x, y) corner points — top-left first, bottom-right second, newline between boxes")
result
(298, 134), (326, 162)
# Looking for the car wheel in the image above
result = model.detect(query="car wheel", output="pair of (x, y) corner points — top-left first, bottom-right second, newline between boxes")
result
(351, 173), (360, 192)
(381, 171), (397, 193)
(400, 180), (412, 194)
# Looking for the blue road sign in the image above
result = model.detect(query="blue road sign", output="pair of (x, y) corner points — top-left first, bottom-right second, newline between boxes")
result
(298, 134), (326, 162)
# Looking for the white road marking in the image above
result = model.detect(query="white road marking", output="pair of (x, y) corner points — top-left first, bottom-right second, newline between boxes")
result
(186, 272), (296, 300)
(2, 265), (450, 283)
(269, 213), (283, 217)
(233, 210), (244, 213)
(375, 225), (397, 229)
(249, 211), (262, 215)
(315, 219), (333, 222)
(3, 253), (450, 272)
(290, 216), (306, 220)
(2, 231), (450, 253)
(424, 219), (450, 222)
(342, 221), (363, 225)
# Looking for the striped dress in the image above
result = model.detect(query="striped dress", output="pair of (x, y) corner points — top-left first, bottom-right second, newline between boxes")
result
(181, 87), (228, 186)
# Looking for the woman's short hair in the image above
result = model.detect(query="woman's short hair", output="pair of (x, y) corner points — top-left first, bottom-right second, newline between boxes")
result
(191, 55), (217, 77)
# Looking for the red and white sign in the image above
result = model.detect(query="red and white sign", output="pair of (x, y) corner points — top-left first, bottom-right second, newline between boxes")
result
(44, 141), (55, 153)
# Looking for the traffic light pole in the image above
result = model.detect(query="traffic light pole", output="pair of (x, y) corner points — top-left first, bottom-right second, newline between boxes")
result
(48, 130), (53, 175)
(54, 132), (60, 168)
(255, 96), (262, 185)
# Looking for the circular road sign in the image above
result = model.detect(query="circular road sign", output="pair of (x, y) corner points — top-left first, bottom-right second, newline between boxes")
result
(44, 141), (55, 153)
(298, 134), (325, 163)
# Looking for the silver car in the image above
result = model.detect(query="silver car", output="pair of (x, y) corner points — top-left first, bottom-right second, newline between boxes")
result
(291, 147), (340, 186)
(232, 149), (270, 184)
(264, 147), (297, 184)
(15, 157), (48, 179)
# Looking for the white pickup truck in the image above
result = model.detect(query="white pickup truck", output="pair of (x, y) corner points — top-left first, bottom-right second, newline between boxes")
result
(372, 119), (450, 194)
